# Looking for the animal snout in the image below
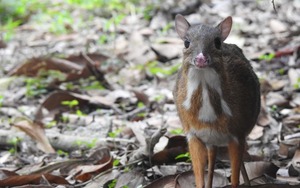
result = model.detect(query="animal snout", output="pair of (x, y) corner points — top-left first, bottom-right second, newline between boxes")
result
(194, 53), (208, 68)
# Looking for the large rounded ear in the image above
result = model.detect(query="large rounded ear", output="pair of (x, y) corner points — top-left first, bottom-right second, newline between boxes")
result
(175, 14), (190, 40)
(217, 16), (232, 41)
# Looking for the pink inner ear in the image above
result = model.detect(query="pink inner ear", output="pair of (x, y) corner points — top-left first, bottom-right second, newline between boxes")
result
(220, 16), (232, 41)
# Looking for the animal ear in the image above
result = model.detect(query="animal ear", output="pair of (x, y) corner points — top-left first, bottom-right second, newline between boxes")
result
(217, 16), (232, 41)
(175, 14), (190, 40)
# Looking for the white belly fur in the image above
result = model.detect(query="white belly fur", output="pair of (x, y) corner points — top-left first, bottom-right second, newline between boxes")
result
(186, 128), (237, 147)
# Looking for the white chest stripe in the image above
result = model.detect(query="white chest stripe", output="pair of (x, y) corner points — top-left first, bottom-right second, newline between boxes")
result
(182, 68), (232, 122)
(199, 85), (217, 122)
(183, 71), (201, 110)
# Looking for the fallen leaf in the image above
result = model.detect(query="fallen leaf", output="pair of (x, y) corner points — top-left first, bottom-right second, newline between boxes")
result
(115, 170), (144, 188)
(13, 118), (55, 153)
(0, 173), (69, 186)
(248, 125), (264, 140)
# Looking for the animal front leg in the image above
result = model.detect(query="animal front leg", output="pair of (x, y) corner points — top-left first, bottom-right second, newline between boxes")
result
(228, 139), (244, 188)
(189, 137), (208, 188)
(207, 146), (217, 188)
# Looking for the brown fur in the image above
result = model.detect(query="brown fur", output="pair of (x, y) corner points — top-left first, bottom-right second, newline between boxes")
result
(173, 15), (260, 188)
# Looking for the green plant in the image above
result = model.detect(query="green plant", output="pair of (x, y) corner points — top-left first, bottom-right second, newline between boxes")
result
(154, 94), (164, 102)
(277, 68), (285, 75)
(145, 61), (181, 77)
(137, 112), (146, 117)
(25, 70), (67, 98)
(137, 102), (145, 108)
(75, 138), (98, 149)
(61, 99), (79, 109)
(1, 18), (21, 41)
(83, 77), (105, 90)
(57, 149), (69, 156)
(113, 159), (120, 166)
(143, 4), (155, 21)
(175, 152), (191, 162)
(38, 70), (67, 83)
(45, 120), (57, 128)
(258, 53), (275, 61)
(49, 11), (74, 34)
(294, 78), (300, 89)
(61, 115), (69, 123)
(76, 109), (86, 116)
(270, 105), (278, 112)
(108, 179), (117, 188)
(0, 95), (3, 107)
(170, 128), (184, 135)
(25, 77), (48, 97)
(162, 22), (172, 33)
(108, 128), (122, 138)
(8, 137), (21, 154)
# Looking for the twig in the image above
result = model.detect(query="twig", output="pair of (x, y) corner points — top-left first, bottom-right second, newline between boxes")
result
(271, 0), (277, 14)
(82, 52), (112, 90)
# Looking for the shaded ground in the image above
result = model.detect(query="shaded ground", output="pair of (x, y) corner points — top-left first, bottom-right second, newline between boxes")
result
(0, 0), (300, 187)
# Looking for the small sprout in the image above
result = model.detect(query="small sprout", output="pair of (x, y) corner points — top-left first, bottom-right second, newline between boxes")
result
(45, 120), (57, 128)
(108, 128), (122, 138)
(0, 95), (3, 107)
(277, 68), (285, 75)
(123, 167), (130, 172)
(113, 159), (120, 167)
(270, 105), (278, 112)
(99, 35), (108, 44)
(162, 22), (172, 33)
(8, 137), (21, 154)
(57, 149), (69, 157)
(170, 128), (184, 135)
(137, 102), (145, 108)
(175, 152), (191, 162)
(137, 112), (146, 117)
(61, 115), (69, 123)
(9, 148), (16, 154)
(108, 179), (117, 188)
(61, 99), (79, 109)
(293, 78), (300, 89)
(147, 61), (180, 77)
(76, 109), (86, 116)
(258, 53), (275, 61)
(154, 95), (164, 102)
(75, 138), (98, 149)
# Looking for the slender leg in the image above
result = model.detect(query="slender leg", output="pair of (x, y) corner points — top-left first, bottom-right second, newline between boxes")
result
(206, 146), (217, 188)
(189, 137), (208, 188)
(228, 139), (244, 188)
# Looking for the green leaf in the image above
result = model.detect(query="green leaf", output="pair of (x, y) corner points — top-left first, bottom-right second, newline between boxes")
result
(175, 152), (190, 160)
(61, 100), (79, 108)
(137, 102), (145, 108)
(108, 179), (117, 188)
(113, 159), (120, 166)
(170, 128), (184, 135)
(258, 53), (275, 61)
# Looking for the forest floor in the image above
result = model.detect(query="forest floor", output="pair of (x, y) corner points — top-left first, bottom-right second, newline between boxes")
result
(0, 0), (300, 187)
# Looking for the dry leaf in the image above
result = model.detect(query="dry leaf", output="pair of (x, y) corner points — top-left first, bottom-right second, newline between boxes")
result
(248, 125), (264, 140)
(13, 118), (55, 153)
(0, 173), (69, 186)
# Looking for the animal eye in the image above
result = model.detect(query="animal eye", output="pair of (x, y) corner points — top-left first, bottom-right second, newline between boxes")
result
(214, 37), (221, 49)
(184, 40), (190, 48)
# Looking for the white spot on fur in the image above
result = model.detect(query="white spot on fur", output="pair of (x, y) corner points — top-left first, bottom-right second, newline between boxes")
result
(187, 128), (237, 147)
